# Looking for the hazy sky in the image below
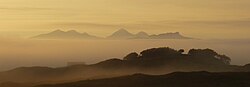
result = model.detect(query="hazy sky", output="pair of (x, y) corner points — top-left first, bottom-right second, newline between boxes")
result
(0, 0), (250, 39)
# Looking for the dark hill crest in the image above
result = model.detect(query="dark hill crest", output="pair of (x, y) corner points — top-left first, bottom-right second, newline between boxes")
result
(34, 71), (250, 87)
(0, 47), (245, 85)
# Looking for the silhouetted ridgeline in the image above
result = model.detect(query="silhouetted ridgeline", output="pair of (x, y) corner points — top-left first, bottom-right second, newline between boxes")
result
(93, 47), (232, 71)
(32, 30), (101, 39)
(0, 47), (249, 87)
(33, 29), (192, 39)
(35, 72), (250, 87)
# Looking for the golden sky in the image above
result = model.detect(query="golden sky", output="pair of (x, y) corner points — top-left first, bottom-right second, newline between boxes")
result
(0, 0), (250, 39)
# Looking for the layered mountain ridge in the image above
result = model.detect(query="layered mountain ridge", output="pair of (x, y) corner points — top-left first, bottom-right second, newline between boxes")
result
(33, 29), (192, 39)
(32, 30), (100, 39)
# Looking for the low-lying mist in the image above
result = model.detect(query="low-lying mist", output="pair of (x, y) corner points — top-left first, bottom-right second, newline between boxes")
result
(0, 38), (249, 71)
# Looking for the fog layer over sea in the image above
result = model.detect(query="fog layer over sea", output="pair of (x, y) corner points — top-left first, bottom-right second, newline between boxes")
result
(0, 38), (249, 71)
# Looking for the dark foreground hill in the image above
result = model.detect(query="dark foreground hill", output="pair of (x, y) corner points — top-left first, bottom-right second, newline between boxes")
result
(0, 47), (249, 86)
(35, 71), (250, 87)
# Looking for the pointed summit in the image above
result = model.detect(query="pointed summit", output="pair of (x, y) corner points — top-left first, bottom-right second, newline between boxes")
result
(115, 29), (133, 35)
(108, 29), (134, 39)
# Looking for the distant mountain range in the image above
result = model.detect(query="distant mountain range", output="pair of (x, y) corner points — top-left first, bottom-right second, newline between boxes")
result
(32, 30), (100, 39)
(33, 29), (192, 39)
(107, 29), (191, 39)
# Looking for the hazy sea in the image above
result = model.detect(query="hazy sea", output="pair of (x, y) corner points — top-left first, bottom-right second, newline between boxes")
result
(0, 39), (249, 71)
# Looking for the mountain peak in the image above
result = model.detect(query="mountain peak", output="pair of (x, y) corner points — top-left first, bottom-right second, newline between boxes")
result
(115, 29), (130, 33)
(67, 30), (78, 33)
(137, 31), (149, 35)
(135, 31), (149, 37)
(51, 29), (65, 33)
(66, 30), (81, 34)
(33, 30), (100, 39)
(108, 29), (134, 39)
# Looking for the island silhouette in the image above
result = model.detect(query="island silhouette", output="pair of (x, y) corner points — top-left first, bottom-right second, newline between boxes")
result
(32, 30), (101, 39)
(33, 29), (192, 40)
